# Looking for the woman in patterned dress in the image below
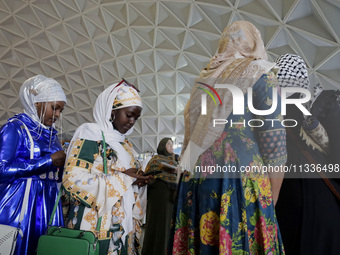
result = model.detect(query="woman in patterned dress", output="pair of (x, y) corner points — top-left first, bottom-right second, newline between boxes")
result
(168, 21), (287, 254)
(62, 80), (151, 255)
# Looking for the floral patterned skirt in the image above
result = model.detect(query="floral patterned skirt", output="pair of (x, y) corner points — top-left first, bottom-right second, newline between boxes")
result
(168, 171), (285, 255)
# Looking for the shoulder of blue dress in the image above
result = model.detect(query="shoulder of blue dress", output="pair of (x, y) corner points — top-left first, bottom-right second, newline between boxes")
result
(4, 114), (28, 130)
(13, 113), (39, 129)
(0, 118), (21, 136)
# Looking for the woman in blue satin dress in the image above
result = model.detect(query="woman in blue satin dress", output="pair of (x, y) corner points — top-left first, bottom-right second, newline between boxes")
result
(0, 75), (67, 255)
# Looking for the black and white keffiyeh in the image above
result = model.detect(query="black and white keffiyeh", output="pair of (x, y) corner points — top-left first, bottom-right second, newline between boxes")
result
(276, 53), (310, 90)
(276, 54), (331, 153)
(275, 53), (327, 111)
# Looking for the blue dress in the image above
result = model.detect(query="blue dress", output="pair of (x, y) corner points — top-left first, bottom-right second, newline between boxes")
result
(0, 113), (64, 255)
(169, 72), (287, 254)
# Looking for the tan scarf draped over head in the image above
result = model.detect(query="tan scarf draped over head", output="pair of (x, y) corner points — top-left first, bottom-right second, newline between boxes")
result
(181, 20), (276, 172)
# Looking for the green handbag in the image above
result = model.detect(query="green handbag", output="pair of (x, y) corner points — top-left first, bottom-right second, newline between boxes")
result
(37, 226), (99, 255)
(37, 132), (108, 255)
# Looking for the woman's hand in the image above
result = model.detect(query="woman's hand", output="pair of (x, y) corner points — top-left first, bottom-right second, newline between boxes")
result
(124, 168), (152, 187)
(51, 150), (66, 168)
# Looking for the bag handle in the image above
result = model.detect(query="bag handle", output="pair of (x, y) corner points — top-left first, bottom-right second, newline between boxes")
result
(286, 128), (340, 202)
(49, 132), (108, 231)
(95, 131), (108, 232)
(101, 131), (107, 174)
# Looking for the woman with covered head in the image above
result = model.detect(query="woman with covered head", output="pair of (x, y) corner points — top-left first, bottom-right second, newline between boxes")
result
(63, 80), (151, 255)
(142, 137), (179, 255)
(0, 75), (67, 254)
(275, 53), (340, 254)
(168, 21), (287, 254)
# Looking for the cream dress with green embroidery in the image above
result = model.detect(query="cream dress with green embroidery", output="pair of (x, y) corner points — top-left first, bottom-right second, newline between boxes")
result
(63, 138), (146, 255)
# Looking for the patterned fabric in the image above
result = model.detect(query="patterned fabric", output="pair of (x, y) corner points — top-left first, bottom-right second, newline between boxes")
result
(63, 82), (145, 255)
(257, 130), (287, 166)
(275, 54), (310, 90)
(276, 54), (330, 154)
(301, 116), (329, 154)
(112, 83), (142, 110)
(181, 21), (276, 173)
(63, 138), (146, 255)
(169, 72), (287, 255)
(67, 83), (142, 180)
(144, 154), (178, 188)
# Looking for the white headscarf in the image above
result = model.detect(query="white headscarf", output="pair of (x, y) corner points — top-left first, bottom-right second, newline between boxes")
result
(69, 82), (142, 169)
(19, 75), (67, 125)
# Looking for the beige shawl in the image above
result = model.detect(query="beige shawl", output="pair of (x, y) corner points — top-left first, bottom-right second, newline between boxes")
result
(181, 20), (276, 173)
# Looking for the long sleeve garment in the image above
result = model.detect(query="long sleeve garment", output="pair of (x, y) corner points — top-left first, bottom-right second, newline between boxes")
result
(63, 136), (147, 255)
(0, 113), (64, 255)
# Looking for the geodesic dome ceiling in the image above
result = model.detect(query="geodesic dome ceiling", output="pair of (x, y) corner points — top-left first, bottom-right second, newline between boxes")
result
(0, 0), (339, 153)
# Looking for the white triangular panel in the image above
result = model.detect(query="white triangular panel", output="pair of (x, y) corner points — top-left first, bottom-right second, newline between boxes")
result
(158, 28), (186, 50)
(142, 96), (159, 116)
(196, 0), (231, 7)
(161, 2), (191, 25)
(129, 136), (143, 153)
(317, 51), (340, 83)
(159, 95), (176, 115)
(135, 51), (155, 73)
(142, 117), (158, 135)
(128, 4), (154, 27)
(14, 45), (38, 67)
(196, 4), (232, 33)
(160, 116), (176, 131)
(239, 0), (278, 21)
(157, 3), (185, 27)
(288, 29), (337, 67)
(315, 72), (340, 90)
(143, 136), (158, 152)
(177, 94), (190, 115)
(32, 4), (61, 28)
(157, 72), (177, 95)
(130, 31), (151, 53)
(189, 5), (220, 34)
(129, 2), (157, 25)
(183, 32), (211, 57)
(102, 3), (128, 25)
(139, 74), (158, 97)
(175, 117), (185, 134)
(190, 31), (220, 56)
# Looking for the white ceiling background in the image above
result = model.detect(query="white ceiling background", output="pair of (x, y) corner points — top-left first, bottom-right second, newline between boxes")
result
(0, 0), (339, 153)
